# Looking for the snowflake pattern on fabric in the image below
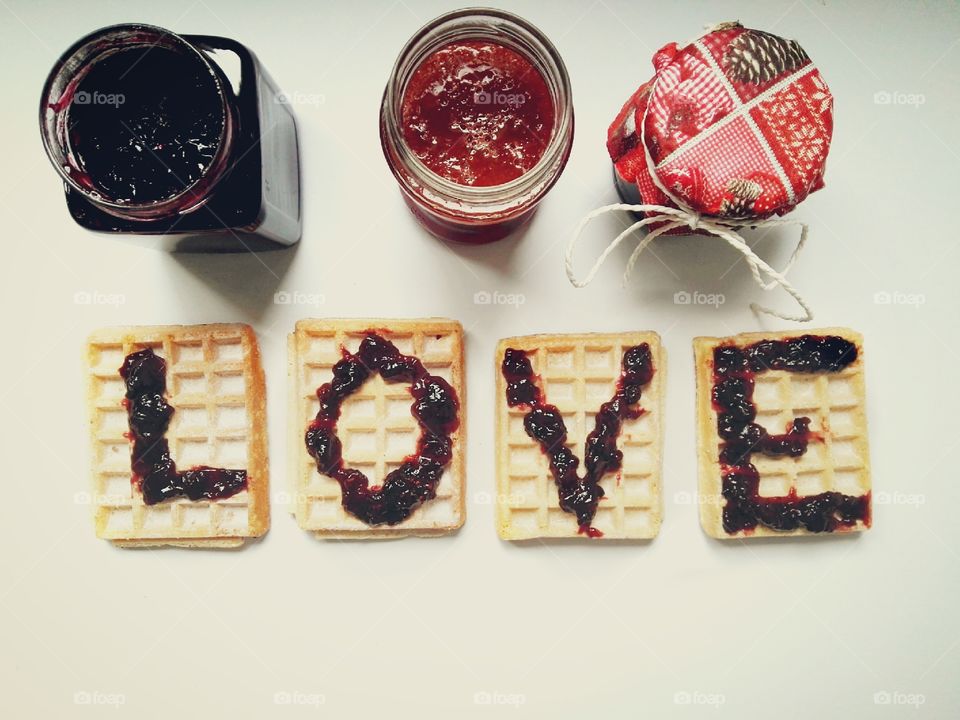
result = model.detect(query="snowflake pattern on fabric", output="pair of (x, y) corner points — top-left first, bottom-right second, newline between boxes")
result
(755, 74), (833, 198)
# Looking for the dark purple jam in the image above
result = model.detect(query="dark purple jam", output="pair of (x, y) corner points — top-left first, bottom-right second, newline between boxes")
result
(304, 333), (460, 525)
(712, 335), (870, 534)
(66, 46), (225, 204)
(501, 344), (655, 537)
(120, 348), (246, 504)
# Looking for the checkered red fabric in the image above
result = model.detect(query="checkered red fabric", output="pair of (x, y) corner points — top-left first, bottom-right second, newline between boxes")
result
(607, 23), (833, 222)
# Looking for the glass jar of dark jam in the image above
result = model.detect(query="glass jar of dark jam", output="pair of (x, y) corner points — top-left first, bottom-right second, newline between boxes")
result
(40, 24), (301, 252)
(380, 9), (574, 244)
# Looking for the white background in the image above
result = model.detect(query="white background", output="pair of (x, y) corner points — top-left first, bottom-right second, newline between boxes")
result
(1, 0), (958, 717)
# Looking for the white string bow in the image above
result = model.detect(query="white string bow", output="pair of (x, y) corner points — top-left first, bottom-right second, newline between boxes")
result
(567, 25), (817, 323)
(564, 203), (812, 322)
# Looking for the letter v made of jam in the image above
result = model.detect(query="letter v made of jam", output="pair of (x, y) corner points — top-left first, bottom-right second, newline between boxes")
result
(695, 329), (872, 539)
(495, 333), (665, 540)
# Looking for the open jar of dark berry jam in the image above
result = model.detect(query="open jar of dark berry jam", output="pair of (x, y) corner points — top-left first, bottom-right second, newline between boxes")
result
(380, 9), (574, 244)
(40, 24), (301, 252)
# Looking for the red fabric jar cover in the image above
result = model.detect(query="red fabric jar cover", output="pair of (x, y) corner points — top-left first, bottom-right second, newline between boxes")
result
(567, 22), (833, 322)
(608, 22), (833, 221)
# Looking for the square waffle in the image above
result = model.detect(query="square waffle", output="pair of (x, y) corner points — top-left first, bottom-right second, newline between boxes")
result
(694, 328), (871, 539)
(494, 332), (665, 540)
(289, 319), (466, 538)
(86, 324), (269, 548)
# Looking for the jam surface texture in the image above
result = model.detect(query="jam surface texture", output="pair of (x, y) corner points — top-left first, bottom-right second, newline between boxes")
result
(120, 348), (247, 505)
(304, 332), (460, 525)
(67, 46), (225, 204)
(400, 40), (555, 187)
(712, 335), (870, 534)
(501, 344), (655, 537)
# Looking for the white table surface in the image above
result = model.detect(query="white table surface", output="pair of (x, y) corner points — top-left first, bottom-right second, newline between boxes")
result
(1, 0), (958, 717)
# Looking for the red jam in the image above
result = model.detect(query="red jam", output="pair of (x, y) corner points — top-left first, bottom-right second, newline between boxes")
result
(400, 40), (555, 187)
(501, 344), (655, 537)
(711, 336), (871, 534)
(120, 349), (246, 504)
(304, 332), (460, 525)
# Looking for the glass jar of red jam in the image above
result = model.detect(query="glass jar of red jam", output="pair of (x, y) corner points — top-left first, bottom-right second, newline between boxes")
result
(40, 24), (301, 252)
(380, 9), (574, 244)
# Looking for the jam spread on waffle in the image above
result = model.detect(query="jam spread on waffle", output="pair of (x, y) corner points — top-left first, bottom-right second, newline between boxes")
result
(304, 332), (460, 525)
(501, 344), (654, 537)
(120, 348), (247, 505)
(400, 40), (555, 187)
(711, 335), (870, 534)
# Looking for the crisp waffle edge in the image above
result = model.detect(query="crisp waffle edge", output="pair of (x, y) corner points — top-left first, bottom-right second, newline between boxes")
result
(494, 331), (665, 541)
(694, 327), (871, 540)
(86, 323), (270, 547)
(290, 318), (466, 539)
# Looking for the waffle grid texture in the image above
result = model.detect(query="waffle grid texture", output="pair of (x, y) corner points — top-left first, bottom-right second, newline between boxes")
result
(495, 332), (665, 540)
(694, 327), (871, 539)
(289, 319), (465, 538)
(86, 324), (269, 547)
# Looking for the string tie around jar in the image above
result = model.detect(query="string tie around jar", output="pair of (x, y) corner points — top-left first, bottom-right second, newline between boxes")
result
(578, 22), (836, 324)
(564, 204), (812, 323)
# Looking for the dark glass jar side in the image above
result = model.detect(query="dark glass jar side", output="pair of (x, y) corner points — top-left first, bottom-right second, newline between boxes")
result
(40, 25), (301, 252)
